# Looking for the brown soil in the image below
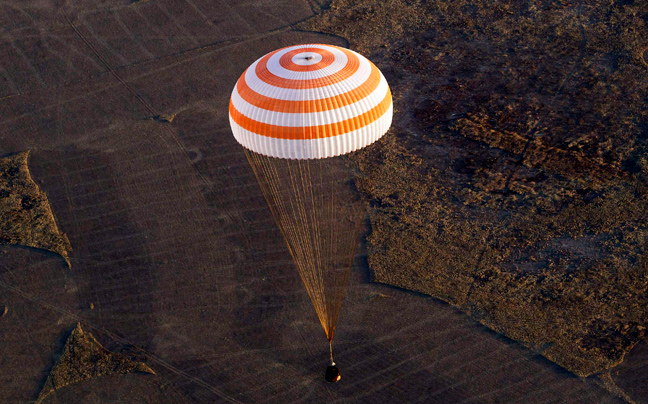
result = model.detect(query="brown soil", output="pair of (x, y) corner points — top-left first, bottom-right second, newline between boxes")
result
(0, 151), (71, 266)
(303, 0), (648, 378)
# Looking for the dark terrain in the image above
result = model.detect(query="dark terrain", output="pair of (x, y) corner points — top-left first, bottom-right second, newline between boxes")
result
(304, 0), (648, 381)
(0, 0), (646, 403)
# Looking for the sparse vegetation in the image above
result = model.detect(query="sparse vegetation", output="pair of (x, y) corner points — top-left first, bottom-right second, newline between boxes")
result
(304, 0), (648, 377)
(37, 323), (155, 403)
(0, 151), (72, 267)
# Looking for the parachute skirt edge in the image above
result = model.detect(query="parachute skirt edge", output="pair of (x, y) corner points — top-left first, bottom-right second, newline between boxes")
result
(229, 103), (393, 160)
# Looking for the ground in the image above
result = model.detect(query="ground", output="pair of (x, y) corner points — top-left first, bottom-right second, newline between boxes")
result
(0, 151), (71, 266)
(0, 0), (646, 403)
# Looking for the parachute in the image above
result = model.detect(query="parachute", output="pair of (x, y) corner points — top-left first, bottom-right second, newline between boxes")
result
(229, 44), (393, 366)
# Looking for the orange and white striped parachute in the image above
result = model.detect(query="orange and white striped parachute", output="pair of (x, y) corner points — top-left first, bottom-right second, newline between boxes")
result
(229, 44), (393, 159)
(229, 45), (392, 368)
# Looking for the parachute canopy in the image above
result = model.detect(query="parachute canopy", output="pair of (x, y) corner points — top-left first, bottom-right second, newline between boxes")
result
(229, 44), (393, 159)
(228, 44), (393, 349)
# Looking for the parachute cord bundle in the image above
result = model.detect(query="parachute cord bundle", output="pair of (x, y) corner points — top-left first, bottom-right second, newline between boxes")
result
(244, 149), (363, 343)
(330, 341), (335, 365)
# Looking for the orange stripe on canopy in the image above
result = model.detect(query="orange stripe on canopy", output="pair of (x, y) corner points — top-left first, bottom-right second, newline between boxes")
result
(236, 62), (383, 114)
(255, 47), (360, 89)
(279, 48), (336, 72)
(229, 89), (392, 140)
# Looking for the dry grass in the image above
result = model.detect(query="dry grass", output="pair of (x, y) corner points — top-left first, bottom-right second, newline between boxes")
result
(0, 151), (72, 267)
(303, 0), (648, 378)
